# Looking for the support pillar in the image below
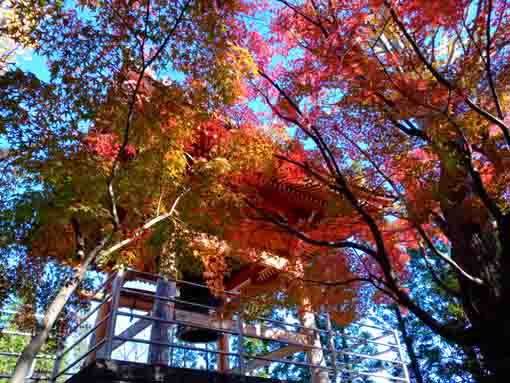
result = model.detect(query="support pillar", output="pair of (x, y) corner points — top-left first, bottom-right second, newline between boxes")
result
(85, 275), (115, 364)
(298, 297), (330, 383)
(217, 333), (230, 373)
(148, 277), (175, 365)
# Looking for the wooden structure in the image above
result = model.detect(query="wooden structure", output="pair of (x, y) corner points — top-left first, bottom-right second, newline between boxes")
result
(46, 269), (410, 383)
(82, 269), (322, 377)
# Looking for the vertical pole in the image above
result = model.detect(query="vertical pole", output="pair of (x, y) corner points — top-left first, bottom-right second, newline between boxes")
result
(104, 269), (125, 359)
(25, 357), (36, 381)
(394, 306), (424, 383)
(205, 343), (210, 371)
(50, 341), (64, 383)
(236, 299), (245, 376)
(393, 329), (410, 383)
(217, 333), (229, 373)
(298, 298), (330, 383)
(86, 276), (114, 362)
(169, 326), (175, 367)
(325, 313), (337, 383)
(149, 277), (174, 365)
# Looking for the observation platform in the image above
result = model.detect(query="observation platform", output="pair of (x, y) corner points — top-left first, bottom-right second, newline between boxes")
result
(0, 269), (410, 383)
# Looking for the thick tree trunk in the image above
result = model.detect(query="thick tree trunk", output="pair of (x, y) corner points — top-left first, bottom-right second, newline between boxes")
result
(441, 192), (510, 380)
(9, 238), (109, 383)
(394, 307), (424, 383)
(444, 213), (510, 381)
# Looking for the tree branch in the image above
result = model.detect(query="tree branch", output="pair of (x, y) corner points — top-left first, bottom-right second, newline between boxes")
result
(258, 71), (341, 178)
(99, 189), (187, 259)
(275, 0), (329, 37)
(71, 217), (85, 260)
(107, 0), (191, 229)
(386, 1), (510, 147)
(485, 0), (505, 120)
(416, 225), (484, 285)
(244, 199), (378, 258)
(301, 277), (372, 287)
(417, 245), (462, 298)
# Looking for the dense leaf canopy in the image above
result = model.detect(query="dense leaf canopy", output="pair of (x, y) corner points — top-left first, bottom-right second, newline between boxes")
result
(2, 1), (510, 380)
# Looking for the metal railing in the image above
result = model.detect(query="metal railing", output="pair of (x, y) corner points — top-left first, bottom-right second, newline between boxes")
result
(0, 310), (67, 382)
(2, 270), (410, 383)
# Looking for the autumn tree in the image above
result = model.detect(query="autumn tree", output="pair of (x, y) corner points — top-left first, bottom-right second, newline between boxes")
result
(5, 0), (510, 381)
(0, 1), (264, 382)
(244, 0), (510, 381)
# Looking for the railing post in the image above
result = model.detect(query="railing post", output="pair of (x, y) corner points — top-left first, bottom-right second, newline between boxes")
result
(236, 298), (245, 376)
(325, 313), (337, 383)
(393, 329), (410, 383)
(104, 269), (125, 359)
(50, 340), (64, 383)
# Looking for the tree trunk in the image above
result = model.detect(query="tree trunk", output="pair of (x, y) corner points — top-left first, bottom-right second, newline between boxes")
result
(9, 237), (109, 383)
(443, 209), (510, 381)
(438, 159), (510, 382)
(394, 307), (424, 383)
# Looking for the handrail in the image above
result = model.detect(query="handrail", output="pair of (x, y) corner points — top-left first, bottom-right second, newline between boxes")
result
(116, 311), (323, 351)
(115, 311), (240, 337)
(244, 353), (334, 371)
(337, 333), (399, 349)
(115, 309), (407, 371)
(0, 351), (56, 359)
(54, 339), (106, 380)
(113, 336), (240, 358)
(65, 293), (112, 337)
(0, 270), (410, 383)
(85, 273), (116, 300)
(124, 268), (240, 296)
(252, 315), (328, 334)
(59, 313), (110, 359)
(119, 287), (223, 312)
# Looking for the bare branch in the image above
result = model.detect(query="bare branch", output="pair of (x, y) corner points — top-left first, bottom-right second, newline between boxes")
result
(301, 277), (372, 287)
(275, 0), (329, 37)
(417, 245), (462, 298)
(100, 189), (188, 259)
(386, 1), (510, 147)
(416, 225), (484, 285)
(259, 71), (343, 180)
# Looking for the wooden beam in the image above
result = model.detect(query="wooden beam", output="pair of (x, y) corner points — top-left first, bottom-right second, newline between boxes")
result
(111, 318), (153, 351)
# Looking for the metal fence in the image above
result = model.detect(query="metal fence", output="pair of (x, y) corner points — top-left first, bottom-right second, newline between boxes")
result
(1, 269), (410, 383)
(0, 310), (68, 382)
